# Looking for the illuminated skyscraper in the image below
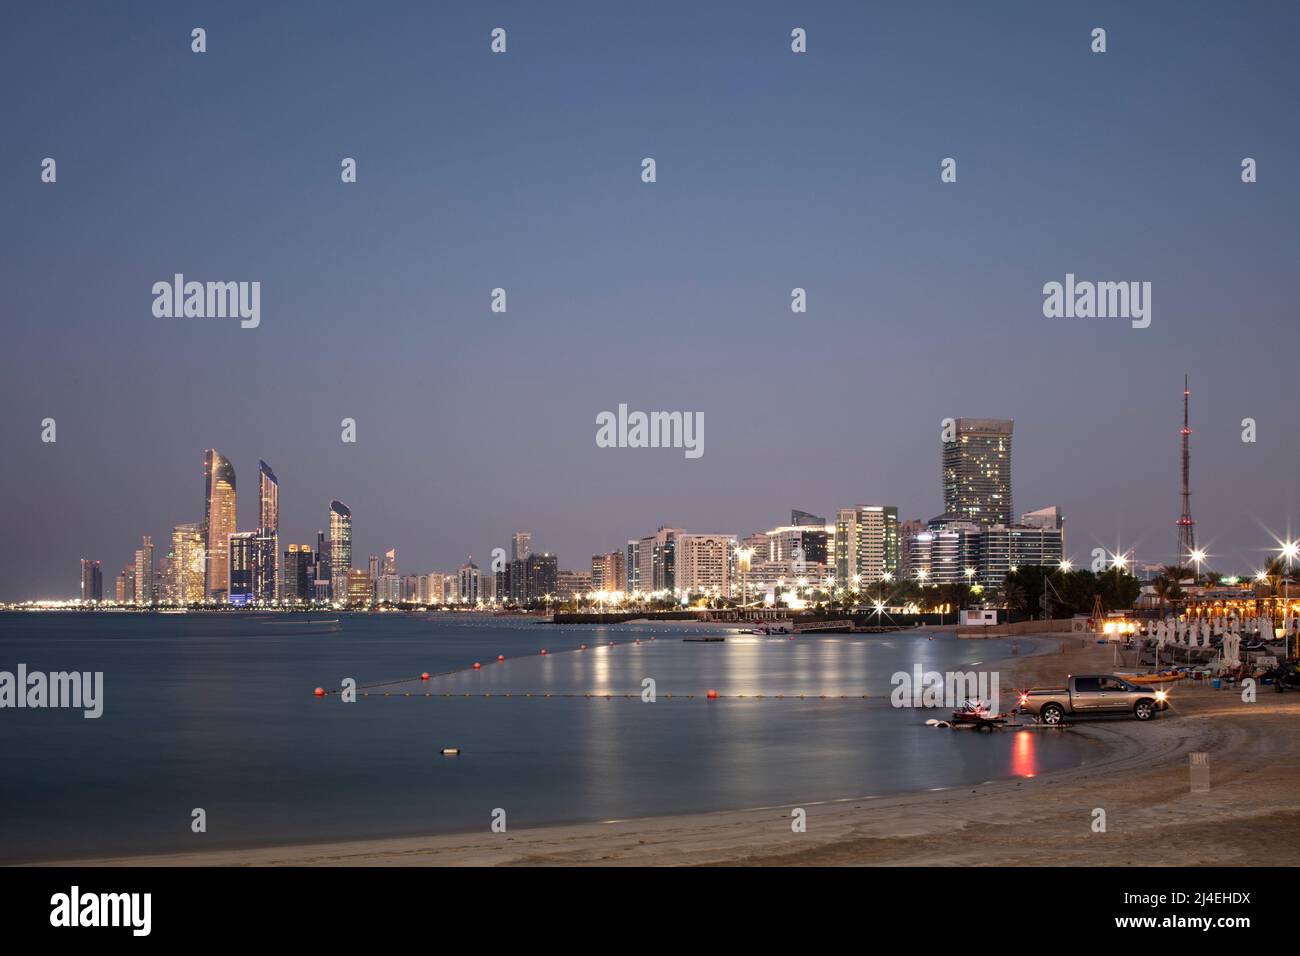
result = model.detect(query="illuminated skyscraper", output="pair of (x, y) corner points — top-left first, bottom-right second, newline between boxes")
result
(203, 449), (237, 601)
(134, 535), (155, 605)
(941, 419), (1013, 527)
(228, 531), (256, 604)
(283, 544), (314, 603)
(256, 460), (279, 602)
(79, 558), (102, 603)
(834, 507), (899, 586)
(511, 532), (531, 562)
(171, 523), (206, 604)
(328, 500), (352, 595)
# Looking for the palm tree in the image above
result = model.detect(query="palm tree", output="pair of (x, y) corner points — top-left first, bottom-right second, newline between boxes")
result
(1004, 579), (1027, 618)
(1152, 575), (1171, 618)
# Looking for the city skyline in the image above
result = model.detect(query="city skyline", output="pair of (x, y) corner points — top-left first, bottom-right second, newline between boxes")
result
(4, 3), (1299, 599)
(33, 389), (1300, 603)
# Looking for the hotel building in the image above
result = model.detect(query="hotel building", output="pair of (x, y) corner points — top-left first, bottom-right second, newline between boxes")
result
(942, 418), (1013, 527)
(203, 449), (237, 601)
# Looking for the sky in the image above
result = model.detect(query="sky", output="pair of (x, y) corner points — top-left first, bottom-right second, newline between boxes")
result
(2, 1), (1298, 598)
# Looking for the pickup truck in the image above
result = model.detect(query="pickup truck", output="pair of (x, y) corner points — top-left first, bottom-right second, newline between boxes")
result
(1018, 674), (1169, 725)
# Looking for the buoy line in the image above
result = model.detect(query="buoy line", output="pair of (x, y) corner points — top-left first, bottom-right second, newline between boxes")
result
(312, 638), (657, 697)
(353, 692), (871, 700)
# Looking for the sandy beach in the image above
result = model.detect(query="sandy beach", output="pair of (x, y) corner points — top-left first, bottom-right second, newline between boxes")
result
(41, 634), (1300, 867)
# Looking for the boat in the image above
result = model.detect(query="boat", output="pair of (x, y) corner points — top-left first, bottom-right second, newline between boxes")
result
(950, 698), (1003, 726)
(1115, 671), (1185, 685)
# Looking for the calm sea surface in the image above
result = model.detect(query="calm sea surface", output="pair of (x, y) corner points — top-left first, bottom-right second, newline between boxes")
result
(0, 612), (1094, 862)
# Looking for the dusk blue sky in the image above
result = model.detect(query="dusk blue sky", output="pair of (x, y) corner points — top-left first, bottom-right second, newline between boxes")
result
(3, 1), (1298, 598)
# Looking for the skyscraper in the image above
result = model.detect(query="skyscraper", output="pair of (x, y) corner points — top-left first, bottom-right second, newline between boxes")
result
(256, 460), (279, 602)
(383, 548), (397, 576)
(834, 506), (899, 586)
(133, 535), (155, 605)
(115, 565), (134, 604)
(328, 500), (352, 595)
(525, 553), (558, 603)
(511, 532), (532, 562)
(171, 523), (206, 604)
(203, 449), (237, 601)
(283, 544), (314, 603)
(79, 558), (102, 603)
(228, 531), (256, 604)
(459, 560), (480, 604)
(941, 418), (1013, 527)
(591, 552), (626, 591)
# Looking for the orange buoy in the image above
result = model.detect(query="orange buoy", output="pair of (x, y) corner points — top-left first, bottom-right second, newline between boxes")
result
(473, 662), (481, 670)
(497, 654), (505, 661)
(608, 641), (615, 646)
(580, 644), (587, 650)
(540, 649), (547, 655)
(706, 689), (718, 700)
(421, 672), (430, 680)
(313, 687), (325, 697)
(635, 640), (640, 645)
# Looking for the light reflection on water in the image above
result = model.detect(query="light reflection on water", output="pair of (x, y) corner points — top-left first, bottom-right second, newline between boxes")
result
(0, 613), (1088, 862)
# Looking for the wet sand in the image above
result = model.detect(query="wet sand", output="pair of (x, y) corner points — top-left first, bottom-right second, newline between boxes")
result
(38, 634), (1300, 866)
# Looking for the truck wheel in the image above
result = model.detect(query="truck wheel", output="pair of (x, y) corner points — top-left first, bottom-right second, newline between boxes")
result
(1134, 700), (1155, 721)
(1040, 704), (1064, 726)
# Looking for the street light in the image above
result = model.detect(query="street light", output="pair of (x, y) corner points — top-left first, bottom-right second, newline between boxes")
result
(1280, 539), (1299, 655)
(1189, 547), (1207, 584)
(735, 547), (754, 611)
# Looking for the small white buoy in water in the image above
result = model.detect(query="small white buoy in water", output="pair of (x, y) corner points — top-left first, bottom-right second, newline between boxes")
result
(925, 718), (941, 727)
(440, 747), (461, 756)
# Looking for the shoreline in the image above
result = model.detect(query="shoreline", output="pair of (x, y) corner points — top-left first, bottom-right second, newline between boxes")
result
(29, 632), (1300, 867)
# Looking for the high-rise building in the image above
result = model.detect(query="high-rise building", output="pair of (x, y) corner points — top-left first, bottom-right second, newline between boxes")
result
(115, 565), (135, 604)
(458, 561), (480, 604)
(675, 534), (735, 596)
(942, 418), (1013, 527)
(345, 569), (372, 607)
(228, 531), (257, 604)
(897, 519), (926, 581)
(134, 535), (155, 605)
(791, 509), (826, 528)
(834, 507), (899, 586)
(525, 553), (558, 603)
(203, 449), (237, 601)
(79, 559), (103, 604)
(591, 552), (626, 592)
(328, 500), (352, 595)
(384, 548), (397, 576)
(978, 523), (1064, 588)
(631, 528), (681, 594)
(555, 570), (591, 601)
(625, 540), (640, 592)
(511, 532), (532, 562)
(171, 523), (206, 604)
(256, 460), (280, 602)
(283, 544), (314, 603)
(908, 523), (981, 585)
(313, 530), (332, 602)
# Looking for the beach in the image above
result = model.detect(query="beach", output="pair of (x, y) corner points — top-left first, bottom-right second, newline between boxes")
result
(41, 633), (1300, 867)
